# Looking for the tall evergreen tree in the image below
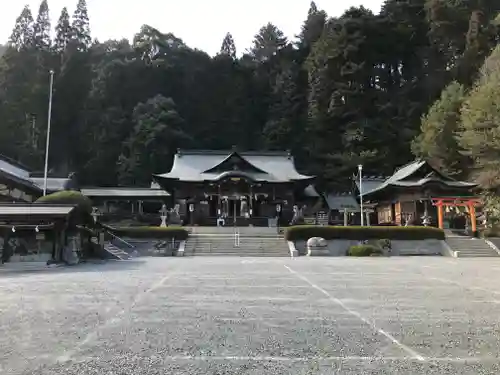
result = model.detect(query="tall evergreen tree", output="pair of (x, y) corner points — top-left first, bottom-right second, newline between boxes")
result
(54, 7), (72, 54)
(0, 0), (498, 189)
(118, 95), (192, 185)
(33, 0), (51, 50)
(263, 57), (307, 157)
(220, 32), (237, 59)
(8, 5), (34, 51)
(248, 23), (288, 62)
(412, 81), (467, 176)
(298, 1), (327, 50)
(457, 45), (500, 189)
(71, 0), (92, 52)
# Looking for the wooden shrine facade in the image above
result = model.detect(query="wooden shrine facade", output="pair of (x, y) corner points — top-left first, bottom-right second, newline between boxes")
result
(360, 160), (478, 229)
(153, 149), (317, 226)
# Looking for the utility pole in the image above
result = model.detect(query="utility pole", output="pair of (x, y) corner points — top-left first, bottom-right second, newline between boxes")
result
(358, 164), (364, 226)
(31, 116), (36, 149)
(43, 70), (55, 196)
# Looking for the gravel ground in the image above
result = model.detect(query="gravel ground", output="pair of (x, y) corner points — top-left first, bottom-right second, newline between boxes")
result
(2, 257), (500, 374)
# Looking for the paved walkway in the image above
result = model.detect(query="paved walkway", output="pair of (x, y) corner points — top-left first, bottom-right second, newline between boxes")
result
(1, 257), (500, 374)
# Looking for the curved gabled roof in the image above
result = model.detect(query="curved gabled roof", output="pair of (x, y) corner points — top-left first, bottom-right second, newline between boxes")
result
(362, 159), (477, 197)
(154, 150), (314, 183)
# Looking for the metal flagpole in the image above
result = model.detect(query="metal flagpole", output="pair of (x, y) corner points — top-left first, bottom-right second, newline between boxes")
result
(358, 164), (364, 226)
(43, 70), (55, 196)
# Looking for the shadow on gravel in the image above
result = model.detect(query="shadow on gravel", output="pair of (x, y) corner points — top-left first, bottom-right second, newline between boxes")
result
(0, 260), (148, 278)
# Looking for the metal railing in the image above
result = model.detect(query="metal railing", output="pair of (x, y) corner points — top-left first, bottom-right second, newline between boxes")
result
(106, 231), (136, 249)
(234, 227), (240, 248)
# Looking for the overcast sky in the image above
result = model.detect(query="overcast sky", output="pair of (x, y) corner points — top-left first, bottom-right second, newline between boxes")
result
(0, 0), (384, 55)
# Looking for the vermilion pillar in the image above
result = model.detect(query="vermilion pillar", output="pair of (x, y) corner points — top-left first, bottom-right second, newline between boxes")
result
(469, 203), (477, 233)
(437, 200), (444, 229)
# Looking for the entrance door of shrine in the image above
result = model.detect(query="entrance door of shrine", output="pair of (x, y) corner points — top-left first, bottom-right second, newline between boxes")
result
(227, 195), (250, 225)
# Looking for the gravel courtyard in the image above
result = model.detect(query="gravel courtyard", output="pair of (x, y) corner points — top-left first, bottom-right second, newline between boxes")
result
(2, 257), (500, 374)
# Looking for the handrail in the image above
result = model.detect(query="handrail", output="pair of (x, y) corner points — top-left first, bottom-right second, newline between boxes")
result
(106, 231), (136, 248)
(234, 227), (240, 247)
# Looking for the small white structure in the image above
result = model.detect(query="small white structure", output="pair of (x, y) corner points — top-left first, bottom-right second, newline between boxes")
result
(160, 204), (168, 228)
(307, 237), (329, 256)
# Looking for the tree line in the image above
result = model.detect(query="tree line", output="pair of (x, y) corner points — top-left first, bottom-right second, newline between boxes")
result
(0, 0), (499, 193)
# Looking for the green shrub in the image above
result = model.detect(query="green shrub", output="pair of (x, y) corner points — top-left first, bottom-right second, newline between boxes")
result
(285, 225), (445, 241)
(35, 190), (93, 226)
(106, 226), (189, 240)
(348, 245), (383, 257)
(35, 191), (92, 213)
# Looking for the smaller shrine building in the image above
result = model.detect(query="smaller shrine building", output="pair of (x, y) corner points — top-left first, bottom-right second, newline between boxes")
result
(358, 160), (479, 231)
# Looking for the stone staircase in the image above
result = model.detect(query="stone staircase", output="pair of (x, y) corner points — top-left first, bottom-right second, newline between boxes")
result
(445, 236), (500, 257)
(104, 243), (132, 260)
(184, 227), (290, 257)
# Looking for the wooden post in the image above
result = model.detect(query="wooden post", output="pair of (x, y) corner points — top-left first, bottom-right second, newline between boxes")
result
(437, 200), (444, 229)
(469, 203), (477, 233)
(343, 209), (348, 226)
(395, 202), (402, 226)
(250, 184), (253, 216)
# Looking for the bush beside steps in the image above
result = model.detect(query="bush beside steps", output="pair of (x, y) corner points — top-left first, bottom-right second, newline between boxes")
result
(348, 245), (383, 257)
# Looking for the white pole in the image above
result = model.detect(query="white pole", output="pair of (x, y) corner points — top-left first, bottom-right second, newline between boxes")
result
(358, 164), (364, 226)
(43, 70), (55, 196)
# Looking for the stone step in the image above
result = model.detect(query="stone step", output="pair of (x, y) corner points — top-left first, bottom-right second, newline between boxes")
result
(458, 250), (497, 254)
(447, 243), (493, 247)
(191, 247), (287, 251)
(193, 248), (287, 253)
(445, 238), (499, 257)
(191, 253), (289, 257)
(104, 244), (131, 260)
(457, 254), (498, 257)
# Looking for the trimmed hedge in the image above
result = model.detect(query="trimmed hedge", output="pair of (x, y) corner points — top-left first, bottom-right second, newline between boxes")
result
(35, 190), (92, 214)
(285, 225), (445, 241)
(35, 191), (93, 226)
(107, 226), (189, 240)
(348, 245), (383, 257)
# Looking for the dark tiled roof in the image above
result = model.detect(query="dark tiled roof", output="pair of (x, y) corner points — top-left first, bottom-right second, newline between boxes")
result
(81, 188), (170, 197)
(355, 176), (386, 195)
(155, 150), (314, 183)
(325, 193), (360, 211)
(304, 185), (320, 197)
(31, 178), (70, 192)
(0, 204), (76, 216)
(361, 160), (477, 197)
(0, 155), (71, 194)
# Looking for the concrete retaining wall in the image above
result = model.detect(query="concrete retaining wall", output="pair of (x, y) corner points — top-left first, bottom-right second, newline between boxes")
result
(294, 239), (446, 256)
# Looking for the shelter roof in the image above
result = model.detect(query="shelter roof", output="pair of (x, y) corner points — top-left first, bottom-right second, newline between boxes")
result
(0, 204), (76, 217)
(81, 188), (170, 198)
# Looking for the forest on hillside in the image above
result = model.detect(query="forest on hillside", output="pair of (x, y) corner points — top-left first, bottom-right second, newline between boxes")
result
(0, 0), (499, 192)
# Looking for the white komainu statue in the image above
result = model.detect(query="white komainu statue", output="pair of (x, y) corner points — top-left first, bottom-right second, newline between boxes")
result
(241, 198), (249, 219)
(307, 237), (329, 256)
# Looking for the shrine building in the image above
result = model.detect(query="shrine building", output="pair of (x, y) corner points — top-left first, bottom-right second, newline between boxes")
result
(358, 160), (480, 232)
(153, 149), (318, 226)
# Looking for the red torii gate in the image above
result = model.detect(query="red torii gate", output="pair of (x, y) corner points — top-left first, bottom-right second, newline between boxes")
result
(431, 197), (481, 232)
